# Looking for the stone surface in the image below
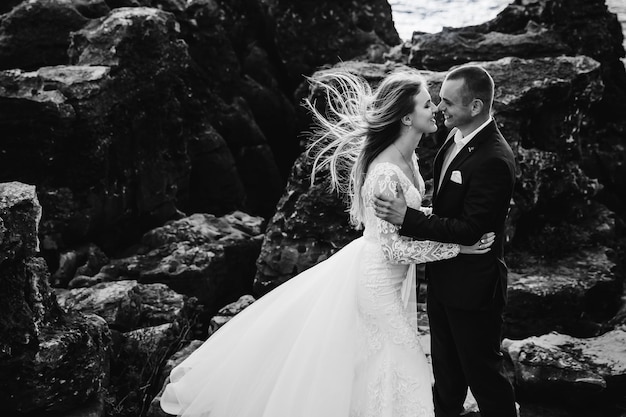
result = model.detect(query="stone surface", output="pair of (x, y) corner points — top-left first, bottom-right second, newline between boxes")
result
(92, 212), (264, 317)
(409, 21), (570, 71)
(0, 181), (111, 415)
(110, 322), (180, 416)
(0, 181), (41, 266)
(0, 257), (63, 354)
(504, 329), (626, 405)
(0, 0), (91, 71)
(53, 243), (109, 287)
(56, 279), (186, 331)
(504, 246), (622, 339)
(0, 7), (251, 259)
(208, 294), (255, 335)
(264, 0), (400, 90)
(0, 312), (111, 413)
(146, 339), (204, 417)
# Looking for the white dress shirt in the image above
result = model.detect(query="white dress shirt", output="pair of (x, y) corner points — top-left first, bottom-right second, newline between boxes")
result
(438, 117), (493, 189)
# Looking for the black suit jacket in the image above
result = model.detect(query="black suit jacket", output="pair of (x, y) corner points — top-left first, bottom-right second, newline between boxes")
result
(400, 120), (516, 310)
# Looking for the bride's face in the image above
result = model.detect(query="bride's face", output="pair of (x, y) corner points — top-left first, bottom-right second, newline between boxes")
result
(406, 88), (438, 134)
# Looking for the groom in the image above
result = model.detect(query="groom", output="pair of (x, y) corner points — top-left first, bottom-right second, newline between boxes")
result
(374, 65), (517, 417)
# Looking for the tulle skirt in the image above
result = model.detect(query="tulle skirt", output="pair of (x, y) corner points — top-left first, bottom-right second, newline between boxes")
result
(160, 237), (433, 417)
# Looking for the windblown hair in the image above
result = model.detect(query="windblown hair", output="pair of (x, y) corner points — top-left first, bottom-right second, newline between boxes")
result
(446, 65), (494, 111)
(304, 68), (427, 228)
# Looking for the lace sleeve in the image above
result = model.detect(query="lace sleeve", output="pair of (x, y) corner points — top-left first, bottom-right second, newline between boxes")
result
(373, 169), (460, 265)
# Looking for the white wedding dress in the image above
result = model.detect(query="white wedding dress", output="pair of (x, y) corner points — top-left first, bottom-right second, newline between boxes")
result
(160, 160), (460, 417)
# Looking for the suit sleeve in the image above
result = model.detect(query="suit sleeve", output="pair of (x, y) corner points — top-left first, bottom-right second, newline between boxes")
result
(399, 156), (514, 245)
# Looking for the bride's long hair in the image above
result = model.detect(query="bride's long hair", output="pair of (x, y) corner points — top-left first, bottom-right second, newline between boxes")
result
(304, 68), (427, 227)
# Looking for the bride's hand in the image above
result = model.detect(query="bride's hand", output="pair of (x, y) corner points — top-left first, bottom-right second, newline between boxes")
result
(459, 232), (495, 254)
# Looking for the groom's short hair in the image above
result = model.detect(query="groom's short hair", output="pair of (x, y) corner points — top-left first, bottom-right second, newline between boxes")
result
(446, 65), (494, 111)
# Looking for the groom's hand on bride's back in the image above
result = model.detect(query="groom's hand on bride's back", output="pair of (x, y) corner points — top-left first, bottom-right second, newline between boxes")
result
(373, 186), (407, 226)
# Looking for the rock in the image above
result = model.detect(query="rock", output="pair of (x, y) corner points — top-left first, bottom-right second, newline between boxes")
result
(211, 96), (285, 217)
(0, 0), (24, 15)
(0, 0), (91, 71)
(265, 0), (401, 90)
(119, 323), (180, 363)
(56, 279), (186, 331)
(0, 312), (111, 414)
(111, 322), (180, 416)
(0, 257), (63, 352)
(208, 294), (255, 335)
(146, 339), (204, 417)
(0, 181), (41, 265)
(184, 124), (247, 217)
(0, 181), (112, 414)
(0, 7), (246, 255)
(503, 329), (626, 405)
(179, 0), (299, 179)
(505, 247), (621, 339)
(95, 212), (264, 316)
(60, 391), (106, 417)
(409, 21), (570, 71)
(53, 243), (109, 287)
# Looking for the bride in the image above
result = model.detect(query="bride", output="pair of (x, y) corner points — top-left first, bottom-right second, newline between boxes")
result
(160, 68), (493, 417)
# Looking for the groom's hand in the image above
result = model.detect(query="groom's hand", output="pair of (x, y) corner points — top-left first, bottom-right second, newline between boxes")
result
(373, 186), (407, 226)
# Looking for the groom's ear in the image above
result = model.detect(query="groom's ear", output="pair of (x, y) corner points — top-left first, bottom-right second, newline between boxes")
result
(470, 98), (484, 116)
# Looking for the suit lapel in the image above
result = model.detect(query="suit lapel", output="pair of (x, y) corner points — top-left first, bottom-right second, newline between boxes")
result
(433, 129), (457, 199)
(434, 121), (497, 203)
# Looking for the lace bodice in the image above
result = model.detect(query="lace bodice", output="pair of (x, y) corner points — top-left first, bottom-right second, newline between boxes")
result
(362, 161), (460, 264)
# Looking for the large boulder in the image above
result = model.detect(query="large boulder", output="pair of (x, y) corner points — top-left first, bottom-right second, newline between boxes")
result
(264, 0), (401, 90)
(146, 339), (204, 417)
(56, 280), (187, 331)
(503, 330), (626, 406)
(408, 21), (571, 71)
(0, 312), (111, 414)
(92, 211), (264, 317)
(110, 322), (181, 416)
(0, 182), (41, 267)
(0, 183), (57, 351)
(0, 182), (111, 415)
(0, 8), (249, 260)
(0, 0), (102, 71)
(504, 246), (622, 339)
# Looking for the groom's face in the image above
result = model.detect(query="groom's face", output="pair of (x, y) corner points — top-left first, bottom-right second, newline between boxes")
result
(438, 78), (473, 130)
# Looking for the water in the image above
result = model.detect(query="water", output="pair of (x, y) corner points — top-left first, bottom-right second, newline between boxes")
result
(390, 0), (626, 65)
(606, 0), (626, 67)
(389, 0), (509, 39)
